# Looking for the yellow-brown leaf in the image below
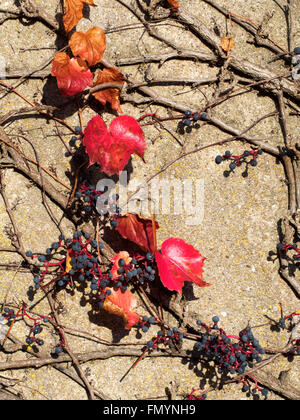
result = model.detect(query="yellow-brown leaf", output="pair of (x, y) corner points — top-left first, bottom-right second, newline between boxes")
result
(63, 0), (96, 33)
(220, 36), (235, 54)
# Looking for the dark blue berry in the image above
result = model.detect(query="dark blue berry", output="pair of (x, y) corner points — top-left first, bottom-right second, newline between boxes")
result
(279, 317), (286, 329)
(55, 346), (63, 354)
(294, 47), (300, 55)
(148, 317), (156, 324)
(118, 258), (125, 266)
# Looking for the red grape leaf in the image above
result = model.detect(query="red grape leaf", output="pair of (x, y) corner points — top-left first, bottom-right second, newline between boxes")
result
(155, 237), (210, 294)
(82, 115), (146, 175)
(115, 213), (159, 253)
(110, 251), (132, 280)
(92, 67), (125, 113)
(63, 0), (96, 33)
(69, 26), (106, 66)
(167, 0), (179, 11)
(51, 52), (93, 96)
(102, 287), (140, 330)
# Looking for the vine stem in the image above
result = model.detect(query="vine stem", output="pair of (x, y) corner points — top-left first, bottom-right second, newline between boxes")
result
(0, 135), (71, 190)
(2, 304), (23, 345)
(151, 213), (157, 252)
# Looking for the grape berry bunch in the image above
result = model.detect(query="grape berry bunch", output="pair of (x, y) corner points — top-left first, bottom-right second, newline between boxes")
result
(73, 179), (121, 218)
(277, 242), (300, 265)
(191, 317), (268, 397)
(1, 304), (65, 355)
(26, 232), (106, 293)
(215, 149), (263, 177)
(178, 109), (208, 133)
(182, 109), (208, 127)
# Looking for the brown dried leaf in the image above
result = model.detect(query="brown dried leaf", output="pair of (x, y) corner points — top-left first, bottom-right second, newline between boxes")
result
(220, 36), (235, 54)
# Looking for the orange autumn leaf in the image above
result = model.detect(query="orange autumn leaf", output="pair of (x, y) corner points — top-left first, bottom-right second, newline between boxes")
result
(102, 288), (140, 330)
(51, 52), (93, 96)
(63, 0), (96, 33)
(167, 0), (179, 11)
(220, 36), (235, 54)
(92, 67), (125, 113)
(69, 26), (106, 66)
(65, 249), (73, 273)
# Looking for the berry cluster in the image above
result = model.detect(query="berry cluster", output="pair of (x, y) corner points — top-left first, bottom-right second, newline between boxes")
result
(192, 318), (266, 388)
(144, 326), (184, 350)
(178, 110), (208, 134)
(240, 377), (268, 397)
(2, 306), (16, 320)
(182, 110), (208, 127)
(74, 180), (120, 217)
(26, 232), (106, 298)
(215, 149), (263, 177)
(25, 231), (159, 315)
(276, 242), (300, 264)
(1, 304), (64, 353)
(136, 314), (157, 334)
(113, 252), (156, 290)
